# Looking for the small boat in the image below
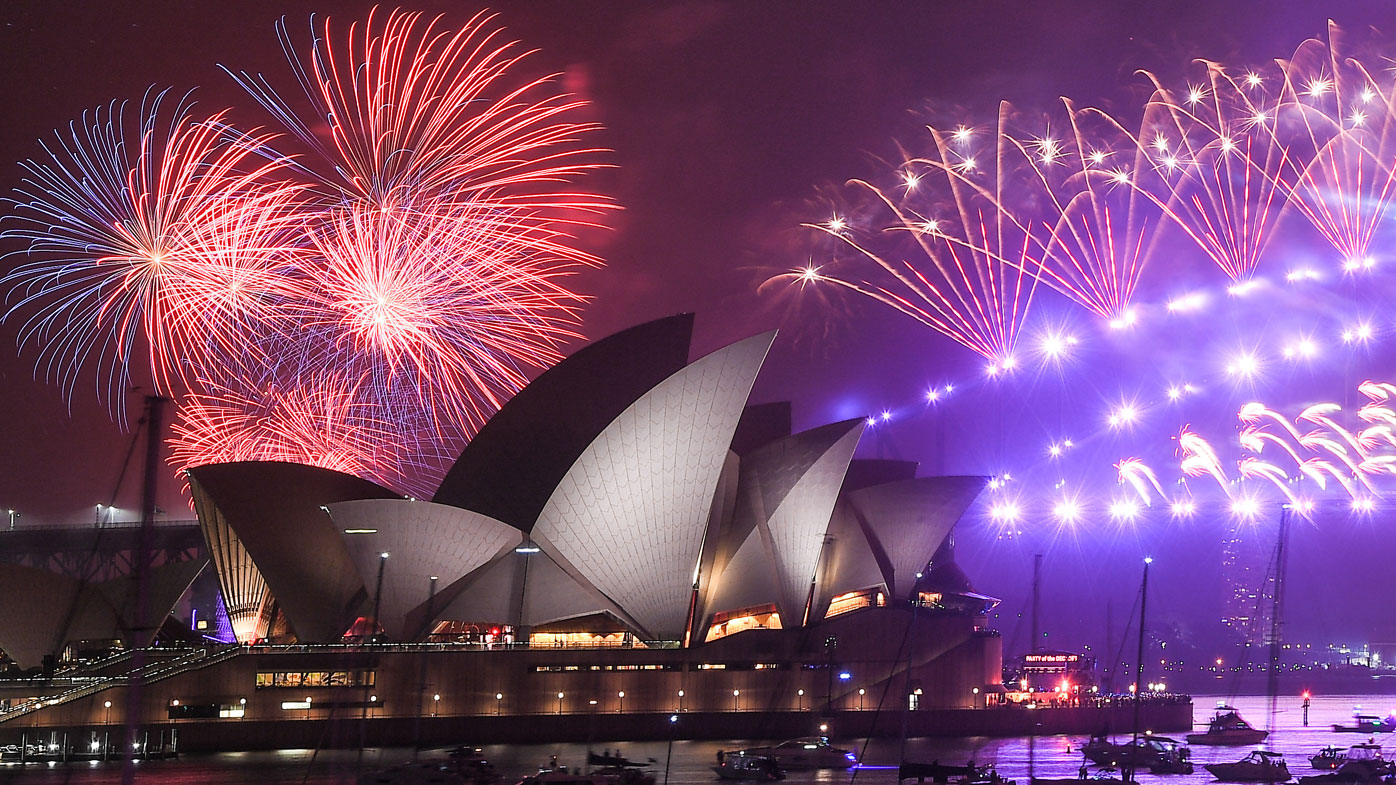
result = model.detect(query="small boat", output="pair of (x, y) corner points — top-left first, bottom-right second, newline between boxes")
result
(1030, 766), (1131, 785)
(1205, 750), (1291, 783)
(1332, 712), (1396, 734)
(446, 747), (499, 784)
(1298, 751), (1394, 785)
(1081, 734), (1190, 771)
(1149, 744), (1194, 776)
(1187, 705), (1269, 746)
(1311, 747), (1345, 770)
(589, 752), (655, 769)
(729, 738), (856, 769)
(360, 761), (468, 785)
(898, 761), (977, 783)
(899, 762), (1014, 785)
(714, 752), (784, 781)
(1314, 744), (1392, 780)
(518, 764), (656, 785)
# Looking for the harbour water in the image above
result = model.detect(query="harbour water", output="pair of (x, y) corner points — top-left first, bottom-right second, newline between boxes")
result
(3, 694), (1393, 784)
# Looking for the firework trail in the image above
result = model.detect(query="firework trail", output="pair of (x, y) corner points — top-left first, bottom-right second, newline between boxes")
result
(3, 9), (613, 496)
(1, 89), (303, 422)
(1129, 61), (1292, 281)
(227, 7), (610, 218)
(775, 102), (1047, 364)
(1276, 23), (1396, 266)
(168, 362), (455, 499)
(171, 370), (400, 489)
(1237, 457), (1300, 506)
(1013, 99), (1164, 322)
(1115, 457), (1165, 503)
(1177, 427), (1233, 495)
(302, 199), (586, 435)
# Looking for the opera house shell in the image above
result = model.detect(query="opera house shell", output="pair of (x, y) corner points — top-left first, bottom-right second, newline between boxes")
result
(188, 314), (994, 654)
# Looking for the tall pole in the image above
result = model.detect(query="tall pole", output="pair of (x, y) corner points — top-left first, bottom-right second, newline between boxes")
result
(1128, 557), (1152, 784)
(413, 575), (437, 761)
(1266, 507), (1290, 743)
(371, 552), (389, 644)
(359, 552), (388, 772)
(1031, 554), (1043, 654)
(122, 395), (167, 785)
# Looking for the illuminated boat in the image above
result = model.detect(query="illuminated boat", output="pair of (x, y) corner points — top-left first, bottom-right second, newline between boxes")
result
(1205, 751), (1291, 782)
(1081, 734), (1190, 770)
(1300, 743), (1392, 782)
(1311, 747), (1345, 770)
(730, 738), (856, 769)
(1331, 711), (1396, 734)
(713, 752), (784, 781)
(1186, 705), (1269, 746)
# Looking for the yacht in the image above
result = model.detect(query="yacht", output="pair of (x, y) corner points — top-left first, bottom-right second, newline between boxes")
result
(1186, 704), (1269, 746)
(1081, 734), (1190, 770)
(1205, 750), (1291, 782)
(1311, 747), (1345, 770)
(728, 738), (856, 769)
(359, 761), (469, 785)
(1306, 743), (1392, 780)
(1332, 711), (1396, 734)
(713, 752), (784, 781)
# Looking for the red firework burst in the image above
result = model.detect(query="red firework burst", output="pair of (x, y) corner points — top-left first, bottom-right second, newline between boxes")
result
(2, 89), (304, 421)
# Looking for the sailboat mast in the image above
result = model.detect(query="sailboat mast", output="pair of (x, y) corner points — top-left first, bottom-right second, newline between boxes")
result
(1128, 557), (1152, 781)
(1031, 553), (1042, 654)
(1266, 506), (1290, 743)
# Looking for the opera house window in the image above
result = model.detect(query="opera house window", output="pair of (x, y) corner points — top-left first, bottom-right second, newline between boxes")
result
(255, 670), (375, 688)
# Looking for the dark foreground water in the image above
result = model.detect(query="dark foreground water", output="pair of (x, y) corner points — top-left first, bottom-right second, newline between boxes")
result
(3, 695), (1393, 785)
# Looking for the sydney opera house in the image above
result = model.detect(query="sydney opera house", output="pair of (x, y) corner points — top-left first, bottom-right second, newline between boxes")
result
(0, 315), (1001, 738)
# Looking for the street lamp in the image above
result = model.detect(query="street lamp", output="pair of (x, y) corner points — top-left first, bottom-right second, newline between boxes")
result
(432, 693), (440, 716)
(103, 700), (111, 724)
(677, 689), (685, 712)
(797, 689), (804, 710)
(306, 696), (312, 720)
(665, 713), (679, 785)
(732, 689), (740, 711)
(618, 691), (625, 713)
(495, 693), (503, 715)
(557, 692), (565, 714)
(858, 688), (865, 710)
(239, 697), (247, 719)
(369, 552), (389, 645)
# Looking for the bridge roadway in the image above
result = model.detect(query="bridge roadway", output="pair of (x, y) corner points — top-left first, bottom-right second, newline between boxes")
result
(0, 522), (204, 582)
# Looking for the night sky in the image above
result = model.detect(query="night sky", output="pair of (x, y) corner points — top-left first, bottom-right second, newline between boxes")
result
(4, 1), (1396, 658)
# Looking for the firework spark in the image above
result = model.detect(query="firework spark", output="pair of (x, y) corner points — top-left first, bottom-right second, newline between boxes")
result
(776, 102), (1048, 363)
(302, 200), (587, 434)
(228, 7), (610, 216)
(1, 89), (303, 421)
(4, 9), (613, 497)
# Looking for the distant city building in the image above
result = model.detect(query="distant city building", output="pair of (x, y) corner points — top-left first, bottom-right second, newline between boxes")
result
(1219, 522), (1276, 645)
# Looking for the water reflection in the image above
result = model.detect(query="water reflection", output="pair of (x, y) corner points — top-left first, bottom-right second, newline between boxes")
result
(6, 695), (1396, 784)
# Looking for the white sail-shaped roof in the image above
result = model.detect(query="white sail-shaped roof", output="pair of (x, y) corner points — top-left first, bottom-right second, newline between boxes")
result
(703, 420), (863, 627)
(328, 499), (520, 639)
(763, 421), (863, 620)
(430, 548), (636, 630)
(533, 331), (776, 639)
(847, 476), (986, 599)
